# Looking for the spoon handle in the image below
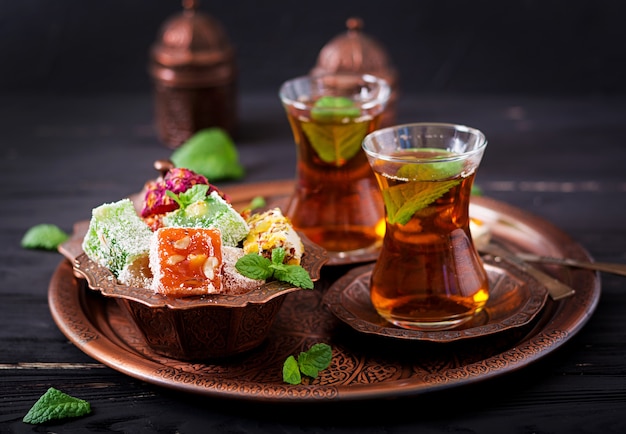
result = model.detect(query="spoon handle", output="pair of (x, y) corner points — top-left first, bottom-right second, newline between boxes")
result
(515, 253), (626, 277)
(479, 244), (575, 300)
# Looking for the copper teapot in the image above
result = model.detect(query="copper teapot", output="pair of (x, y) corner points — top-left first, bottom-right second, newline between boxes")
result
(149, 0), (238, 148)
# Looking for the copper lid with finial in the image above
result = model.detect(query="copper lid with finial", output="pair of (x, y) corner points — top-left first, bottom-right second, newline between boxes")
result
(311, 17), (398, 126)
(150, 0), (238, 148)
(150, 0), (236, 87)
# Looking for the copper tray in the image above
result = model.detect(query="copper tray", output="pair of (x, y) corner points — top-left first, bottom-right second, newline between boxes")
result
(48, 180), (600, 403)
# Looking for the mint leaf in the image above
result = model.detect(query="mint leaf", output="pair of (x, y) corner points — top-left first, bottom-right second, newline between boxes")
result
(166, 184), (209, 209)
(241, 196), (267, 216)
(273, 265), (314, 289)
(271, 247), (286, 265)
(297, 343), (332, 378)
(248, 196), (266, 211)
(235, 254), (273, 280)
(282, 355), (302, 385)
(283, 343), (332, 384)
(21, 224), (70, 250)
(301, 121), (369, 165)
(311, 96), (360, 121)
(396, 158), (464, 181)
(305, 96), (367, 165)
(383, 179), (461, 225)
(23, 387), (91, 424)
(171, 127), (245, 181)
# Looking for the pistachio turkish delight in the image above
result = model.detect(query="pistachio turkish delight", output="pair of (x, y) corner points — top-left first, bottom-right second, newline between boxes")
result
(82, 198), (153, 284)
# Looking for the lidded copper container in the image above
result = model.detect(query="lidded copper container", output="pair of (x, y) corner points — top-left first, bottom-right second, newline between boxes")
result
(150, 0), (237, 148)
(311, 17), (398, 127)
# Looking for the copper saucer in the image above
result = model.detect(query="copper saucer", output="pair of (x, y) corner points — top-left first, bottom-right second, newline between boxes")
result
(323, 260), (549, 342)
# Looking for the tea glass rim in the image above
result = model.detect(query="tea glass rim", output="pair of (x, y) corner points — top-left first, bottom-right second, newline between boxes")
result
(362, 122), (488, 163)
(278, 72), (391, 112)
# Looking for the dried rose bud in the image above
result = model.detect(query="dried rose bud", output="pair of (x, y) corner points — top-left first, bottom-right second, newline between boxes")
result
(141, 168), (229, 219)
(163, 168), (209, 193)
(142, 168), (208, 217)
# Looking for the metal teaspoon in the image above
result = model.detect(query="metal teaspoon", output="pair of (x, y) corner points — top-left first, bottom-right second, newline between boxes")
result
(514, 253), (626, 277)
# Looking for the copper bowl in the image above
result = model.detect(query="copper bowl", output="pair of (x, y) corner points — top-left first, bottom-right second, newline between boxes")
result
(71, 234), (328, 360)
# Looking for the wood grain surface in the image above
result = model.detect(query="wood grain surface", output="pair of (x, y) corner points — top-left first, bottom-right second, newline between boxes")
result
(1, 93), (625, 433)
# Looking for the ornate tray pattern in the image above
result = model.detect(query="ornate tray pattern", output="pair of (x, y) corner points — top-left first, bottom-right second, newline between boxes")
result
(48, 180), (601, 402)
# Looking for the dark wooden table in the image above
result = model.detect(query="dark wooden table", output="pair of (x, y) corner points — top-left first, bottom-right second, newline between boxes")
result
(1, 93), (625, 433)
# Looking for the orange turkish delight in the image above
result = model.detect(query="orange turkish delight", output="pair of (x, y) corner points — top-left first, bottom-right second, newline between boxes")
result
(150, 227), (223, 297)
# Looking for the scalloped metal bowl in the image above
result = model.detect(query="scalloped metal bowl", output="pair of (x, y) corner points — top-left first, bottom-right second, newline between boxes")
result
(72, 234), (328, 360)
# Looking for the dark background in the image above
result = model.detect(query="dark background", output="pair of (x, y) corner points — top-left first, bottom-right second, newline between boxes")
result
(2, 0), (625, 97)
(2, 3), (626, 432)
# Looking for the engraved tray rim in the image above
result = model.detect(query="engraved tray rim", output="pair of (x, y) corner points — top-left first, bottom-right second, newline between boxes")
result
(47, 180), (601, 403)
(323, 259), (550, 343)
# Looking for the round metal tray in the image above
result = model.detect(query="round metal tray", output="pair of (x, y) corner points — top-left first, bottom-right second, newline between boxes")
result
(48, 180), (600, 403)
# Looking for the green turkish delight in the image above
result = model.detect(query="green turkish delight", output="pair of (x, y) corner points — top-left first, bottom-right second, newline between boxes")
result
(162, 190), (249, 247)
(82, 198), (153, 281)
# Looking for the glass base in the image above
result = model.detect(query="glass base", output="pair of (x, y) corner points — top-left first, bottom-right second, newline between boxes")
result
(380, 309), (484, 331)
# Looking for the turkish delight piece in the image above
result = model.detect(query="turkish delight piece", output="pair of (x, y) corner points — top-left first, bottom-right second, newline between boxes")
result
(117, 255), (152, 288)
(162, 191), (249, 247)
(150, 227), (223, 297)
(243, 208), (304, 265)
(82, 198), (153, 281)
(221, 246), (265, 295)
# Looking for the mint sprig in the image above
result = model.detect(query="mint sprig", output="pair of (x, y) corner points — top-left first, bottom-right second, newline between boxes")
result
(235, 247), (314, 289)
(283, 343), (332, 385)
(23, 387), (91, 424)
(165, 184), (209, 209)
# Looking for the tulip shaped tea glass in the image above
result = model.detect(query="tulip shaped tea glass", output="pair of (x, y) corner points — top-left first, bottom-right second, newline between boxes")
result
(362, 123), (489, 330)
(279, 73), (391, 262)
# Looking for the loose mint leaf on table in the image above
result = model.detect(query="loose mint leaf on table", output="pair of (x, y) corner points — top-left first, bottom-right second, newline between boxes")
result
(282, 343), (332, 385)
(23, 387), (91, 424)
(171, 127), (245, 181)
(21, 224), (69, 250)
